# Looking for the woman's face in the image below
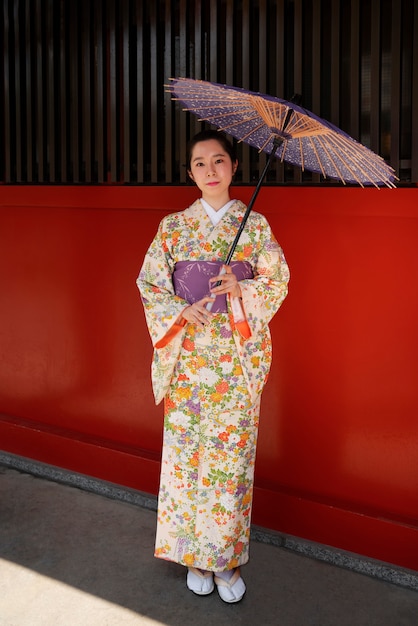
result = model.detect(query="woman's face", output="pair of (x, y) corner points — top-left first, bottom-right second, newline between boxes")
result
(188, 138), (238, 207)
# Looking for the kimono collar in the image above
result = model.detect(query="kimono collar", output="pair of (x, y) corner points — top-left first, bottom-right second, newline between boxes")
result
(201, 198), (236, 226)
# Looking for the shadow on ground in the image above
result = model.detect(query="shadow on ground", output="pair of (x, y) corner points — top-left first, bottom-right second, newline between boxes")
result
(0, 467), (417, 626)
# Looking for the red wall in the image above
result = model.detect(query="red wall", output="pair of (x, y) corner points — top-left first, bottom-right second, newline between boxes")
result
(1, 185), (417, 571)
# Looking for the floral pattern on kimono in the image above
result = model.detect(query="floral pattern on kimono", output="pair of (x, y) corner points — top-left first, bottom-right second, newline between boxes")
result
(138, 200), (290, 405)
(137, 199), (289, 571)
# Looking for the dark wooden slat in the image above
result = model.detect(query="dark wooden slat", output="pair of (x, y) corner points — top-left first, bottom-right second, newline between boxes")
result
(81, 1), (91, 182)
(178, 0), (187, 182)
(193, 0), (202, 80)
(390, 0), (401, 176)
(13, 1), (22, 181)
(122, 0), (130, 183)
(3, 0), (11, 181)
(293, 0), (303, 95)
(190, 0), (202, 139)
(225, 0), (233, 85)
(330, 0), (340, 127)
(411, 0), (418, 182)
(209, 0), (217, 80)
(312, 1), (321, 113)
(25, 0), (33, 181)
(257, 0), (267, 176)
(311, 0), (321, 183)
(275, 0), (285, 182)
(178, 0), (187, 77)
(94, 1), (104, 183)
(350, 0), (360, 140)
(241, 0), (250, 89)
(164, 0), (173, 182)
(258, 0), (266, 92)
(241, 0), (250, 183)
(275, 0), (285, 95)
(136, 0), (144, 183)
(293, 0), (302, 183)
(35, 0), (44, 181)
(149, 0), (158, 182)
(108, 0), (117, 182)
(69, 1), (79, 181)
(370, 0), (381, 153)
(46, 0), (55, 181)
(59, 1), (67, 182)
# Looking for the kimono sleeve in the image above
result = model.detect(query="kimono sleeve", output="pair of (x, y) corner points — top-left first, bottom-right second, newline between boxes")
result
(136, 217), (188, 348)
(239, 214), (290, 332)
(136, 218), (190, 404)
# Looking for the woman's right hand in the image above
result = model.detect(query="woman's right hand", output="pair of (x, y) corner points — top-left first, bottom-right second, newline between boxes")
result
(180, 296), (215, 328)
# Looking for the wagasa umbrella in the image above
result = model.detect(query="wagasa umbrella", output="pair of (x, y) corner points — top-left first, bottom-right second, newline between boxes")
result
(166, 77), (397, 268)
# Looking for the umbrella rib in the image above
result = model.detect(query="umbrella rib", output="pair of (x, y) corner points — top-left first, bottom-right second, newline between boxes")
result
(315, 135), (353, 185)
(248, 95), (285, 130)
(194, 115), (266, 137)
(325, 134), (392, 186)
(237, 123), (270, 143)
(322, 133), (395, 186)
(307, 136), (327, 178)
(286, 113), (311, 135)
(272, 105), (283, 133)
(257, 134), (277, 153)
(248, 97), (308, 140)
(180, 103), (254, 115)
(280, 140), (288, 163)
(331, 133), (393, 176)
(299, 138), (304, 171)
(283, 112), (327, 138)
(195, 111), (260, 125)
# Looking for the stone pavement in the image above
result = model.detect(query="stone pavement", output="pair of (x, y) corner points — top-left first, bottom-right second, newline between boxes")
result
(0, 463), (417, 626)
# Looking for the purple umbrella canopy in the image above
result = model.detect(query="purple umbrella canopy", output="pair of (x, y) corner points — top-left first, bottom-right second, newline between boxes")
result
(166, 77), (397, 188)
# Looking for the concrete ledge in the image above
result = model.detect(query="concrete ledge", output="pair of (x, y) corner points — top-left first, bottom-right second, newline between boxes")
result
(1, 450), (417, 592)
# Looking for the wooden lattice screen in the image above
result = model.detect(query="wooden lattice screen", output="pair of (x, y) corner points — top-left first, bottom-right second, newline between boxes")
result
(1, 0), (417, 184)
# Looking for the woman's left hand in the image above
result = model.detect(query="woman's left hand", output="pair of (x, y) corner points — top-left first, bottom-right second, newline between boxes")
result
(209, 265), (242, 299)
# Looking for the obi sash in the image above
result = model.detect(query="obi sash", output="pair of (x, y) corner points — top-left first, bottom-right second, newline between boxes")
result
(172, 260), (253, 313)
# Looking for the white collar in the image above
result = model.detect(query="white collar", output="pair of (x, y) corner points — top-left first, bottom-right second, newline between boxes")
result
(201, 198), (236, 225)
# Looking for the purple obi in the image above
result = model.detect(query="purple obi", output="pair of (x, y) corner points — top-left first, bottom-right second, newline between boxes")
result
(173, 260), (253, 313)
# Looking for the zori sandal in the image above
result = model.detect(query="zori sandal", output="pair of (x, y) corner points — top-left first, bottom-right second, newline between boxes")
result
(186, 567), (215, 595)
(214, 568), (246, 603)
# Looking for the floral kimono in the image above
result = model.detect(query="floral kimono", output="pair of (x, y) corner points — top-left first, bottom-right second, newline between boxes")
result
(137, 199), (289, 572)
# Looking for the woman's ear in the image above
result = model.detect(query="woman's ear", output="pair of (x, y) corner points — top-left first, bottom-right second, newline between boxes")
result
(232, 160), (238, 175)
(188, 169), (195, 182)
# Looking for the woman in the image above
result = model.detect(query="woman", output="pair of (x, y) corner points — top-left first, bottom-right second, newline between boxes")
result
(137, 130), (289, 603)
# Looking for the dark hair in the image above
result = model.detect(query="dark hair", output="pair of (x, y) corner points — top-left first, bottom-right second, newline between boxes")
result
(186, 129), (238, 170)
